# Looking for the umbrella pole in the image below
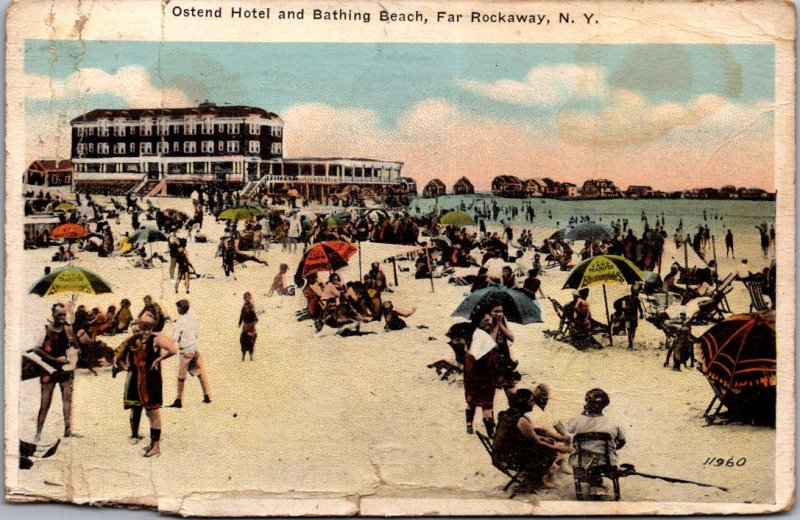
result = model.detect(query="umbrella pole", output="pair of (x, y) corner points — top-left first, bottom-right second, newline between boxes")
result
(358, 240), (363, 280)
(684, 240), (689, 272)
(425, 246), (435, 293)
(603, 285), (613, 347)
(712, 235), (717, 265)
(392, 258), (399, 286)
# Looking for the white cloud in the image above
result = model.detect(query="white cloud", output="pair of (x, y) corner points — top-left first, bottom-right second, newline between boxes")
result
(456, 64), (607, 108)
(24, 66), (193, 108)
(23, 66), (194, 164)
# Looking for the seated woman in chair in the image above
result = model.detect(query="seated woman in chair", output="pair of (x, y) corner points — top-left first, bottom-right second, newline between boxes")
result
(493, 386), (571, 491)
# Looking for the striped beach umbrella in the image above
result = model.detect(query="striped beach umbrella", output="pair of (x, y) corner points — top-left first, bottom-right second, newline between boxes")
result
(698, 311), (776, 390)
(29, 265), (113, 297)
(296, 241), (357, 277)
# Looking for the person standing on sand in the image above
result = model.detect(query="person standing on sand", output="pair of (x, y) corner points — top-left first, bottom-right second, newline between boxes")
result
(725, 229), (734, 258)
(168, 300), (211, 408)
(122, 313), (178, 457)
(34, 303), (80, 443)
(239, 292), (258, 361)
(174, 239), (194, 295)
(464, 312), (500, 437)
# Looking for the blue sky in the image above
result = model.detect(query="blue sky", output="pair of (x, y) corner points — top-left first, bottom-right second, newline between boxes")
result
(25, 41), (773, 123)
(23, 40), (776, 190)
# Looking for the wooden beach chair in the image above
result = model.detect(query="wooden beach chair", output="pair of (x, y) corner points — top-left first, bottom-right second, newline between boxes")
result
(475, 431), (527, 499)
(702, 380), (775, 426)
(572, 432), (622, 501)
(742, 279), (770, 312)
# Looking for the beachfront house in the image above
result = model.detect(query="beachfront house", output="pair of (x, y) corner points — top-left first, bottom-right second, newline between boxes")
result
(24, 159), (73, 188)
(523, 178), (545, 197)
(580, 178), (622, 199)
(422, 178), (447, 198)
(697, 187), (720, 199)
(452, 177), (475, 195)
(720, 185), (738, 199)
(491, 175), (525, 198)
(69, 102), (409, 202)
(625, 185), (654, 198)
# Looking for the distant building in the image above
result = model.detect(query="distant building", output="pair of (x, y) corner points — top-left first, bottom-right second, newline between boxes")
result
(625, 185), (654, 198)
(69, 102), (409, 201)
(580, 179), (621, 198)
(452, 176), (475, 195)
(24, 159), (73, 188)
(491, 175), (525, 198)
(697, 187), (720, 199)
(522, 179), (544, 197)
(720, 185), (738, 199)
(422, 178), (447, 198)
(560, 182), (579, 198)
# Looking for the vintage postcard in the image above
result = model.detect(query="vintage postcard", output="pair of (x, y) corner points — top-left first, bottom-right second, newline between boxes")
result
(4, 0), (795, 516)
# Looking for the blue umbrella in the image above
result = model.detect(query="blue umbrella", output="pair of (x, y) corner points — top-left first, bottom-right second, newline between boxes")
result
(452, 284), (544, 324)
(564, 222), (614, 242)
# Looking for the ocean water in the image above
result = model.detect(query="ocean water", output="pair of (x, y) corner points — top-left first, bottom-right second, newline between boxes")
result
(410, 194), (775, 240)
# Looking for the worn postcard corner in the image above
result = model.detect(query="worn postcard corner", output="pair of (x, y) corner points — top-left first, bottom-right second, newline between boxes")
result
(4, 0), (796, 516)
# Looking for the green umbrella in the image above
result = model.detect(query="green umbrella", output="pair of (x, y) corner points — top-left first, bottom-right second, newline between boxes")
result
(29, 265), (113, 297)
(129, 225), (168, 244)
(218, 205), (266, 221)
(324, 216), (344, 229)
(54, 202), (77, 212)
(439, 210), (475, 227)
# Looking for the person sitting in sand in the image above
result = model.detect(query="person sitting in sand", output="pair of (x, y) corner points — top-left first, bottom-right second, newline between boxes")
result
(572, 289), (603, 349)
(233, 231), (269, 267)
(114, 299), (133, 334)
(493, 386), (571, 492)
(521, 269), (544, 300)
(381, 301), (415, 331)
(267, 264), (291, 296)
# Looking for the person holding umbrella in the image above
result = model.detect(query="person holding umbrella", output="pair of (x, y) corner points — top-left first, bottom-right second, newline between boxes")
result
(33, 303), (80, 443)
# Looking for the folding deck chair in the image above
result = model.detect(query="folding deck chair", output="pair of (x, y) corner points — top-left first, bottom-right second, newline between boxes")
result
(742, 279), (770, 312)
(475, 431), (527, 499)
(572, 432), (622, 501)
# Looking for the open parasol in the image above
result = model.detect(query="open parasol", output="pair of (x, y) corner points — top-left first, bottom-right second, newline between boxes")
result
(29, 265), (113, 297)
(563, 255), (645, 345)
(50, 223), (88, 241)
(439, 210), (476, 227)
(564, 222), (614, 242)
(296, 241), (357, 277)
(218, 205), (266, 221)
(452, 284), (544, 324)
(698, 311), (776, 390)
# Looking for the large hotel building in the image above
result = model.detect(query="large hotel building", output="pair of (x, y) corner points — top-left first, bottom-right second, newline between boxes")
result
(69, 102), (416, 201)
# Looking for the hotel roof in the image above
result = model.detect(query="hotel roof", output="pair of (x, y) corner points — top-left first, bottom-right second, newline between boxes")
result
(70, 104), (281, 123)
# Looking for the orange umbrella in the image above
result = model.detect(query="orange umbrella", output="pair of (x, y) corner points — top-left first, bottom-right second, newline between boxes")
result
(698, 311), (776, 390)
(296, 241), (357, 277)
(50, 223), (88, 240)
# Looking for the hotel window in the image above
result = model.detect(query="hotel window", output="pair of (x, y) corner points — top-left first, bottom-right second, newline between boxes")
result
(202, 119), (214, 135)
(227, 141), (240, 153)
(271, 142), (282, 155)
(173, 142), (180, 152)
(140, 119), (153, 136)
(248, 141), (260, 153)
(270, 125), (282, 137)
(157, 119), (169, 136)
(185, 123), (197, 135)
(248, 123), (260, 135)
(157, 142), (169, 154)
(184, 141), (197, 153)
(77, 143), (87, 155)
(218, 141), (224, 152)
(88, 126), (95, 136)
(129, 142), (136, 153)
(88, 143), (95, 153)
(98, 122), (109, 137)
(226, 123), (240, 134)
(77, 127), (85, 137)
(129, 126), (137, 136)
(113, 143), (126, 154)
(98, 143), (109, 154)
(140, 142), (152, 154)
(201, 141), (214, 153)
(114, 125), (126, 137)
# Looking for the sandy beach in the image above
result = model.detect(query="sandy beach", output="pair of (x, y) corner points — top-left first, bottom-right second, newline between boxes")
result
(12, 195), (776, 512)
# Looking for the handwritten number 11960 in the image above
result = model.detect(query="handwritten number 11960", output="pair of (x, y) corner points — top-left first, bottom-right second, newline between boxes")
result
(703, 457), (746, 467)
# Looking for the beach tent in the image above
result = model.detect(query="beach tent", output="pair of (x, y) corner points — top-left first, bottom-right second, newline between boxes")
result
(660, 240), (707, 270)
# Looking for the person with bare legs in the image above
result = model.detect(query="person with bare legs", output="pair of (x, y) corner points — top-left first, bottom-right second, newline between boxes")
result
(168, 300), (211, 408)
(34, 303), (80, 443)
